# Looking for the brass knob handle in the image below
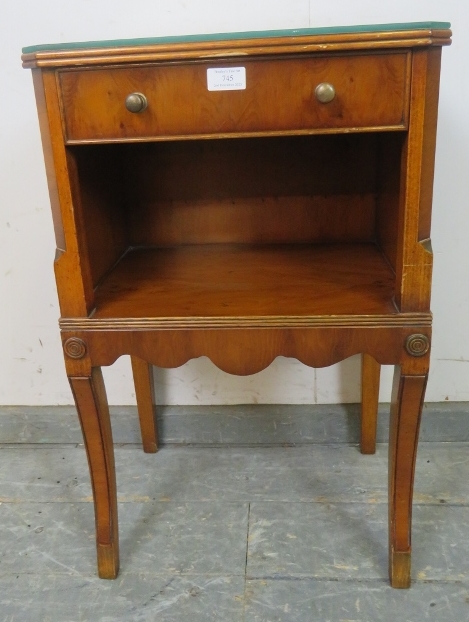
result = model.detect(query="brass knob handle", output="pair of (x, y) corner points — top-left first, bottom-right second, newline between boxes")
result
(125, 92), (148, 113)
(315, 83), (336, 104)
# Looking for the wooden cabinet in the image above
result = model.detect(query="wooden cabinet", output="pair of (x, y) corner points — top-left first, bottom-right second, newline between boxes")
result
(23, 22), (451, 587)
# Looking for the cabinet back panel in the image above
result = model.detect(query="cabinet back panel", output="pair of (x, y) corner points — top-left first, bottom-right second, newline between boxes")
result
(122, 134), (379, 245)
(129, 195), (375, 245)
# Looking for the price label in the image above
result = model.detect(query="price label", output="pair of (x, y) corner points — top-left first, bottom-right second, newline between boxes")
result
(207, 67), (246, 91)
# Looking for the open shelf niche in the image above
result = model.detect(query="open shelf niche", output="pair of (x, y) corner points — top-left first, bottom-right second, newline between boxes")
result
(67, 131), (404, 320)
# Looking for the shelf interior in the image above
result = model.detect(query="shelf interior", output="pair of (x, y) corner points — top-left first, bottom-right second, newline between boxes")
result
(67, 132), (404, 320)
(93, 242), (397, 319)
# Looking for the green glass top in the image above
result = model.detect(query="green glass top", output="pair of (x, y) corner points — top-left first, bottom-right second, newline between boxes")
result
(22, 22), (450, 55)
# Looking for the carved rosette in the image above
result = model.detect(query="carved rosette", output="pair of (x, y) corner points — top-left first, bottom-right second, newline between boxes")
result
(405, 334), (430, 357)
(63, 337), (87, 359)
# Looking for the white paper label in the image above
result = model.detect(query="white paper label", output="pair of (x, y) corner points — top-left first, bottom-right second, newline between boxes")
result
(207, 67), (246, 91)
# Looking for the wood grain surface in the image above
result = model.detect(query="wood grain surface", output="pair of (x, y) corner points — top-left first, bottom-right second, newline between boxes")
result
(92, 243), (397, 319)
(59, 53), (409, 142)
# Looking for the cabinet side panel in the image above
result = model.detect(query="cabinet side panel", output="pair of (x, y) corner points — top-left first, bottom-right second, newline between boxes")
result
(394, 48), (442, 312)
(31, 69), (92, 317)
(417, 48), (442, 242)
(68, 146), (129, 288)
(376, 133), (405, 271)
(32, 69), (65, 252)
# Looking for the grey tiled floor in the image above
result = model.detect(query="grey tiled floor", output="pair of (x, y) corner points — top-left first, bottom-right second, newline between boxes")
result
(1, 404), (469, 621)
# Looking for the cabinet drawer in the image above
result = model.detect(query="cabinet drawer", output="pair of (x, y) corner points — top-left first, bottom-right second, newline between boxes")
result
(59, 53), (409, 142)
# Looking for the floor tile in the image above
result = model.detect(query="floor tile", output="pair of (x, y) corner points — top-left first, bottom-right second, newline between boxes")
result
(244, 579), (469, 622)
(247, 503), (469, 581)
(0, 501), (249, 576)
(119, 501), (249, 576)
(0, 574), (245, 622)
(412, 505), (469, 581)
(247, 502), (387, 579)
(0, 501), (95, 575)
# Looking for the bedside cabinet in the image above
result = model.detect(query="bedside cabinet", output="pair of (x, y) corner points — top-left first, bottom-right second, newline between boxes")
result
(22, 22), (451, 587)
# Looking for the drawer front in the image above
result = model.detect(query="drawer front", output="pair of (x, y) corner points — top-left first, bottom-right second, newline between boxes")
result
(59, 53), (409, 142)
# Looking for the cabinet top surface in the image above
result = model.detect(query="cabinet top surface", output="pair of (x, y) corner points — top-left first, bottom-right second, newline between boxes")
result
(22, 22), (450, 54)
(22, 22), (451, 68)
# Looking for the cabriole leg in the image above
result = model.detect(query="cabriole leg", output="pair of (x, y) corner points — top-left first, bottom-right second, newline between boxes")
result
(388, 366), (427, 588)
(360, 353), (381, 454)
(69, 367), (119, 579)
(131, 356), (158, 453)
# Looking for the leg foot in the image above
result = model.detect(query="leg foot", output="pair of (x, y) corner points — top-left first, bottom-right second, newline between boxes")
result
(97, 542), (120, 580)
(131, 356), (158, 453)
(390, 548), (411, 588)
(388, 367), (427, 589)
(69, 368), (119, 579)
(360, 354), (380, 454)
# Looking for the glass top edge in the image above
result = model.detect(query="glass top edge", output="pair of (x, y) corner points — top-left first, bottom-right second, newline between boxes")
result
(22, 21), (451, 55)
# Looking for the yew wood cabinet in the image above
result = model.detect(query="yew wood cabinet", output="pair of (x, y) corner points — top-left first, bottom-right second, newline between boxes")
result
(23, 23), (451, 588)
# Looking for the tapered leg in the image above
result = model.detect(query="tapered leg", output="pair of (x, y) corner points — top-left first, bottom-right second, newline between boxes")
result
(360, 354), (381, 454)
(131, 356), (158, 453)
(388, 367), (427, 588)
(69, 368), (119, 579)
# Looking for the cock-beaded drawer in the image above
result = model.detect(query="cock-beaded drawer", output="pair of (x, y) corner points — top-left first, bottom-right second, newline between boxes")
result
(58, 52), (409, 142)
